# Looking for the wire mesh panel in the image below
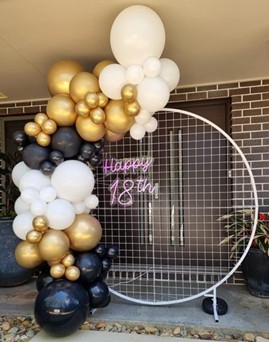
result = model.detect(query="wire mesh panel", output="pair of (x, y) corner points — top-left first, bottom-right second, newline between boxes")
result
(94, 108), (258, 304)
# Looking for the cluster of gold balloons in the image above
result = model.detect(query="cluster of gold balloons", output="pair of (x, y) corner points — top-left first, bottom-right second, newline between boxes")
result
(15, 213), (102, 282)
(24, 113), (57, 147)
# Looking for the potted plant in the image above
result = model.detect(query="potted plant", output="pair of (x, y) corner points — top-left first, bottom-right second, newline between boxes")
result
(218, 209), (269, 298)
(0, 151), (33, 286)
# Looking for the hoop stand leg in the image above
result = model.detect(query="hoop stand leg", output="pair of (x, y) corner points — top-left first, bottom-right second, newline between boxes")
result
(202, 288), (228, 321)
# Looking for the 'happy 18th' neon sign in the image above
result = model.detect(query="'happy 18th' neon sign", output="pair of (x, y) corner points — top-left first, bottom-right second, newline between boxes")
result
(103, 157), (155, 207)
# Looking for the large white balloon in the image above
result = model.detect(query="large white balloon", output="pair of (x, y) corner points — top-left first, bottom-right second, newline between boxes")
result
(31, 199), (48, 216)
(14, 196), (30, 214)
(21, 187), (40, 204)
(12, 161), (31, 187)
(137, 77), (170, 112)
(13, 211), (34, 240)
(99, 64), (127, 99)
(40, 186), (57, 203)
(45, 199), (75, 230)
(51, 160), (95, 203)
(159, 58), (180, 91)
(130, 123), (146, 140)
(19, 170), (50, 192)
(110, 5), (166, 66)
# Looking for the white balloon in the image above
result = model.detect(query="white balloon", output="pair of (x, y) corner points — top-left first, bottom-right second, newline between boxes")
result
(144, 116), (158, 133)
(45, 199), (75, 230)
(126, 64), (144, 85)
(14, 196), (30, 214)
(73, 201), (86, 214)
(99, 64), (127, 99)
(143, 57), (161, 77)
(13, 211), (34, 240)
(84, 195), (99, 209)
(21, 187), (40, 204)
(137, 77), (170, 113)
(159, 58), (180, 91)
(40, 186), (57, 203)
(31, 199), (48, 216)
(12, 161), (31, 187)
(19, 170), (50, 192)
(51, 160), (95, 203)
(110, 5), (166, 66)
(130, 123), (146, 140)
(135, 109), (152, 125)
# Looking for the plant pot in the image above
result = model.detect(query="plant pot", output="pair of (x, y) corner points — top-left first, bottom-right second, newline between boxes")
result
(241, 247), (269, 298)
(0, 219), (34, 287)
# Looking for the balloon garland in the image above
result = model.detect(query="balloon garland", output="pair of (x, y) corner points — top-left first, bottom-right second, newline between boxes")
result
(9, 5), (180, 337)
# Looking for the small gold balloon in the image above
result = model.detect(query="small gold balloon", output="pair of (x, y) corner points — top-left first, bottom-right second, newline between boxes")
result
(42, 119), (57, 135)
(104, 129), (125, 142)
(97, 92), (109, 108)
(62, 254), (75, 267)
(105, 100), (135, 134)
(26, 230), (43, 244)
(121, 84), (137, 102)
(124, 99), (141, 116)
(50, 263), (66, 279)
(92, 60), (114, 78)
(75, 100), (90, 117)
(33, 216), (49, 232)
(47, 94), (77, 126)
(38, 230), (70, 262)
(76, 116), (105, 142)
(36, 131), (51, 146)
(35, 113), (48, 126)
(64, 214), (102, 252)
(15, 241), (43, 268)
(69, 72), (100, 103)
(85, 92), (99, 109)
(47, 59), (84, 96)
(90, 107), (106, 124)
(65, 266), (80, 281)
(24, 122), (41, 137)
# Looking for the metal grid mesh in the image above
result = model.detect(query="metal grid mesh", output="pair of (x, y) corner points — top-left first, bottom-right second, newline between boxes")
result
(94, 109), (257, 304)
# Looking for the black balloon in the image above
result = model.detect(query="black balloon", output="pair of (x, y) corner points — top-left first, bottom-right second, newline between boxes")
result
(106, 245), (119, 260)
(22, 143), (50, 169)
(36, 269), (54, 292)
(51, 127), (82, 158)
(86, 279), (110, 309)
(49, 150), (64, 166)
(13, 130), (28, 147)
(34, 279), (90, 337)
(80, 143), (96, 159)
(89, 153), (102, 167)
(40, 160), (55, 175)
(94, 244), (107, 258)
(75, 252), (102, 285)
(93, 140), (104, 152)
(101, 258), (111, 273)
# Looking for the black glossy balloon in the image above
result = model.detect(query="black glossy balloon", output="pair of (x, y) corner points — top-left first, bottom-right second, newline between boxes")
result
(49, 150), (64, 166)
(76, 154), (87, 163)
(75, 252), (102, 285)
(93, 140), (104, 152)
(22, 143), (50, 169)
(89, 153), (102, 167)
(86, 279), (110, 309)
(51, 127), (82, 158)
(106, 245), (119, 260)
(40, 160), (55, 175)
(13, 131), (28, 147)
(101, 258), (111, 273)
(36, 269), (54, 292)
(80, 143), (96, 159)
(34, 279), (90, 337)
(94, 244), (107, 258)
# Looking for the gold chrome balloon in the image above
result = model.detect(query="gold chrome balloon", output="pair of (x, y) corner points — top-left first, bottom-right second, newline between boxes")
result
(90, 107), (106, 124)
(24, 122), (41, 137)
(76, 116), (105, 142)
(42, 119), (57, 135)
(35, 113), (48, 126)
(15, 241), (43, 268)
(75, 100), (90, 117)
(104, 130), (125, 142)
(38, 230), (70, 262)
(26, 230), (43, 244)
(97, 92), (109, 108)
(47, 94), (77, 126)
(36, 131), (51, 147)
(69, 72), (100, 103)
(85, 92), (99, 109)
(50, 263), (66, 279)
(62, 253), (75, 267)
(33, 215), (49, 232)
(64, 214), (102, 252)
(124, 99), (141, 116)
(92, 60), (114, 78)
(65, 266), (80, 281)
(121, 84), (137, 102)
(47, 60), (84, 96)
(105, 100), (134, 134)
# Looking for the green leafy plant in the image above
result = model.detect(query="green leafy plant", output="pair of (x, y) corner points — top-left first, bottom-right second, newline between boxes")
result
(218, 209), (269, 257)
(0, 151), (20, 218)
